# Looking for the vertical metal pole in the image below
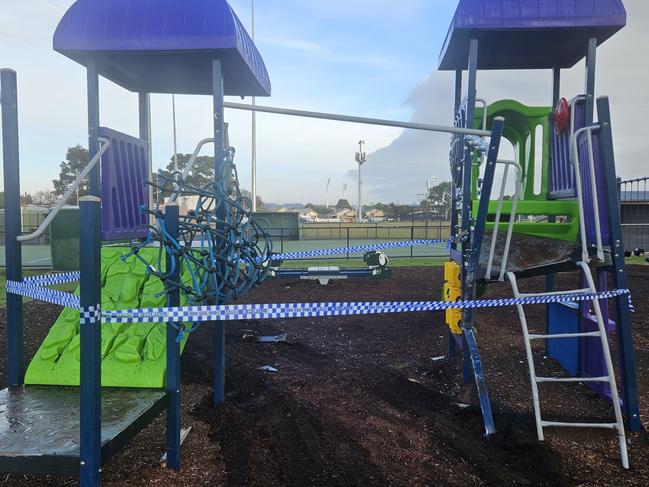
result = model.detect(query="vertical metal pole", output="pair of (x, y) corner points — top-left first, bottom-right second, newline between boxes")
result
(448, 69), (463, 357)
(585, 38), (597, 124)
(596, 97), (641, 432)
(79, 60), (103, 487)
(79, 196), (102, 487)
(138, 93), (153, 211)
(212, 59), (226, 406)
(165, 202), (182, 470)
(251, 0), (257, 213)
(546, 68), (561, 345)
(461, 39), (479, 383)
(1, 69), (24, 386)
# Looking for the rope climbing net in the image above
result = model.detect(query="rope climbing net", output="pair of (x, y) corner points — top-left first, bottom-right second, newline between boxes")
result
(127, 147), (272, 306)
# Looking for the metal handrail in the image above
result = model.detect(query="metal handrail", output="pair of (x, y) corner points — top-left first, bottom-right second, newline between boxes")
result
(17, 137), (111, 243)
(485, 159), (522, 281)
(169, 138), (214, 202)
(224, 101), (492, 137)
(570, 125), (604, 262)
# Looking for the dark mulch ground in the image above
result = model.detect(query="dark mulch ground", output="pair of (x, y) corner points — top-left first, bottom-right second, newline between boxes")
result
(1, 265), (649, 486)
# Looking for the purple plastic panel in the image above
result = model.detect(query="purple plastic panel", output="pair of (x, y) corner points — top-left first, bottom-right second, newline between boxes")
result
(99, 127), (148, 241)
(579, 131), (611, 244)
(54, 0), (270, 96)
(439, 0), (626, 70)
(548, 98), (585, 199)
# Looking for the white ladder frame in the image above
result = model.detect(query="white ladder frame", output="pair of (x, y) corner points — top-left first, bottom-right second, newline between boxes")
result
(507, 262), (628, 468)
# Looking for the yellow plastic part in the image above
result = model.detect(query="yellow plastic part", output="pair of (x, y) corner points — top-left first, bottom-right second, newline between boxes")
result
(444, 261), (461, 288)
(443, 261), (462, 335)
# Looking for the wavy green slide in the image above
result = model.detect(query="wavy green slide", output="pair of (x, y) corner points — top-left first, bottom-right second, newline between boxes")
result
(25, 247), (190, 389)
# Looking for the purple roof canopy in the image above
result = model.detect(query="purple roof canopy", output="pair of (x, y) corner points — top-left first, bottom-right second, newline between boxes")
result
(54, 0), (271, 96)
(439, 0), (627, 71)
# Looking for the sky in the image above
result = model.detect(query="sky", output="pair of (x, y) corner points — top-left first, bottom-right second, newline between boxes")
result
(0, 0), (648, 206)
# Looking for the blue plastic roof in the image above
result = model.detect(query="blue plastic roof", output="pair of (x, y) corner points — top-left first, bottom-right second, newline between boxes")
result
(54, 0), (271, 96)
(439, 0), (627, 71)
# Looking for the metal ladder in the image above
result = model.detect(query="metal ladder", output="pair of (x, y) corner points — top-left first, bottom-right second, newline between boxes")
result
(506, 261), (629, 468)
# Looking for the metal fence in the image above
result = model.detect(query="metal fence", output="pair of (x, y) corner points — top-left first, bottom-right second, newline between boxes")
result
(0, 225), (52, 268)
(269, 223), (452, 260)
(619, 177), (649, 251)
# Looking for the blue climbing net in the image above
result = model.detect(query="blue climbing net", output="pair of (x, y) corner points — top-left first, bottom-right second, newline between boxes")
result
(127, 147), (272, 306)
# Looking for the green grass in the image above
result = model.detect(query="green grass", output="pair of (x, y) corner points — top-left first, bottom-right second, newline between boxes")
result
(278, 257), (447, 269)
(299, 222), (451, 241)
(626, 256), (649, 266)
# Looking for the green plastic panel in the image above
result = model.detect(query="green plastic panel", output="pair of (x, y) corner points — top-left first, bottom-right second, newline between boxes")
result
(472, 200), (580, 242)
(475, 100), (553, 201)
(25, 247), (190, 389)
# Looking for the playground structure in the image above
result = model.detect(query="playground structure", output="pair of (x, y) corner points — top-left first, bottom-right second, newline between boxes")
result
(440, 0), (639, 467)
(0, 0), (641, 485)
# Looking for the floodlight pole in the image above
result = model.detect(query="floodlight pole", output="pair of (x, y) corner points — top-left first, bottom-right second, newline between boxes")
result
(325, 177), (331, 210)
(251, 0), (257, 213)
(355, 141), (366, 223)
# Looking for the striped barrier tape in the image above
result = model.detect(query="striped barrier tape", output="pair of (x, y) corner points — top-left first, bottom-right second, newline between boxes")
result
(6, 281), (81, 309)
(99, 288), (632, 325)
(23, 272), (80, 286)
(271, 239), (450, 261)
(7, 278), (633, 330)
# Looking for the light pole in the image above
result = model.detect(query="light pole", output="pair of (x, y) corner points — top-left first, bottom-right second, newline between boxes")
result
(325, 177), (331, 211)
(251, 0), (258, 213)
(355, 140), (366, 223)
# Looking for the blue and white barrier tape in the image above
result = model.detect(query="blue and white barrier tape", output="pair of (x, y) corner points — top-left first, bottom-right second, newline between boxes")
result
(6, 281), (80, 309)
(100, 288), (631, 325)
(271, 239), (450, 261)
(23, 271), (80, 286)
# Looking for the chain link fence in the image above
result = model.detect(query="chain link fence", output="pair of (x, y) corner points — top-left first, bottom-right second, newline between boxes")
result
(619, 177), (649, 252)
(269, 222), (452, 260)
(0, 212), (52, 269)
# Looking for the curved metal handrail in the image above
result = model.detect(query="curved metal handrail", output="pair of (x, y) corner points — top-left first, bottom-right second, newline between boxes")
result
(17, 137), (111, 243)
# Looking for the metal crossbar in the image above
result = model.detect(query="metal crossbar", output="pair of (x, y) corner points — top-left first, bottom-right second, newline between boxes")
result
(507, 262), (629, 468)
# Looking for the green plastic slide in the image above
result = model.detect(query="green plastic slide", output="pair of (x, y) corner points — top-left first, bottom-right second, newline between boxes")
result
(25, 247), (190, 389)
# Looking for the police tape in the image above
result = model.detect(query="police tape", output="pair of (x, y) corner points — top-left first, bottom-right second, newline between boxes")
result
(98, 288), (632, 324)
(6, 278), (633, 328)
(270, 239), (450, 261)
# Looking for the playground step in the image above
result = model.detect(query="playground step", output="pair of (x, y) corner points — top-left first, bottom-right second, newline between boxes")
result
(541, 421), (618, 430)
(535, 376), (610, 384)
(529, 331), (601, 340)
(518, 288), (592, 298)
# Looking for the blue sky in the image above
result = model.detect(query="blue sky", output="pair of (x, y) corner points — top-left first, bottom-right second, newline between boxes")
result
(1, 1), (647, 205)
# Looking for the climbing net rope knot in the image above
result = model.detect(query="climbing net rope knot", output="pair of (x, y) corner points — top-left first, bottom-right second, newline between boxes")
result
(126, 147), (273, 314)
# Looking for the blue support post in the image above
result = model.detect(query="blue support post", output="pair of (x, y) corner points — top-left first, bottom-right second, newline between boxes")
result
(138, 93), (152, 210)
(596, 96), (641, 432)
(448, 69), (463, 358)
(79, 59), (102, 487)
(461, 39), (479, 384)
(1, 69), (24, 386)
(212, 59), (226, 406)
(462, 117), (505, 437)
(165, 203), (182, 470)
(584, 38), (597, 125)
(545, 68), (561, 350)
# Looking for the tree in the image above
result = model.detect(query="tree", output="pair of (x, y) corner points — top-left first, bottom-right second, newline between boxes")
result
(425, 181), (452, 219)
(158, 153), (215, 189)
(335, 198), (352, 210)
(32, 190), (57, 206)
(241, 189), (265, 211)
(53, 145), (89, 202)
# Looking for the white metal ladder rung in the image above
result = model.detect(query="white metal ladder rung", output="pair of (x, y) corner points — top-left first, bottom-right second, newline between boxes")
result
(541, 421), (618, 430)
(506, 263), (629, 469)
(529, 331), (601, 340)
(518, 288), (592, 298)
(535, 376), (609, 384)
